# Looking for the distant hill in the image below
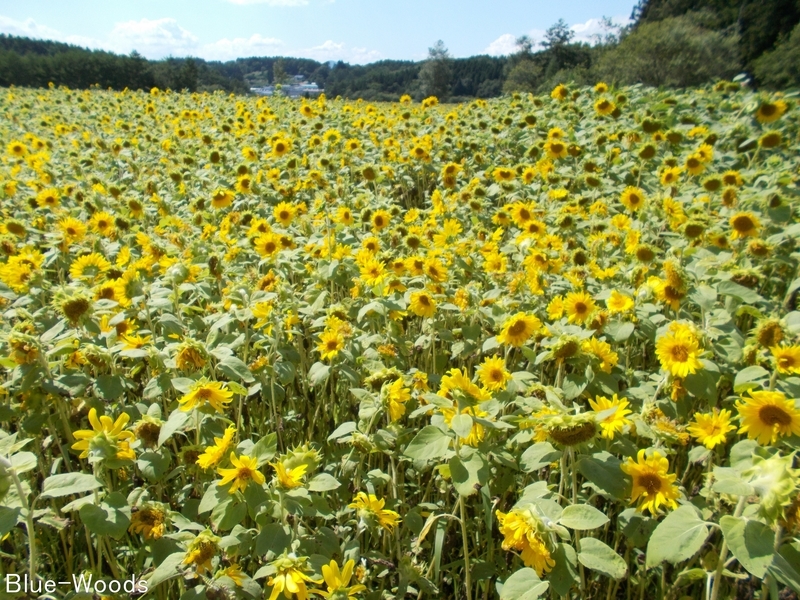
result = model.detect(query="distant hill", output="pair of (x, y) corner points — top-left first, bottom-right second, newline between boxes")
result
(0, 34), (506, 100)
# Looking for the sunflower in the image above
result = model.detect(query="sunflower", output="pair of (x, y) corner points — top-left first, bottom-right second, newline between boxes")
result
(6, 140), (28, 157)
(621, 449), (680, 514)
(271, 137), (292, 157)
(178, 380), (233, 413)
(736, 390), (800, 445)
(476, 355), (511, 391)
(211, 188), (234, 209)
(317, 329), (345, 361)
(371, 209), (391, 231)
(183, 531), (220, 576)
(606, 290), (634, 314)
(493, 167), (515, 183)
(589, 394), (632, 439)
(755, 100), (787, 123)
(543, 139), (567, 159)
(619, 186), (645, 211)
(69, 253), (111, 282)
(729, 211), (760, 239)
(217, 452), (265, 494)
(271, 461), (308, 489)
(71, 408), (136, 463)
(771, 345), (800, 374)
(496, 508), (556, 576)
(266, 556), (320, 600)
(496, 312), (541, 347)
(386, 378), (410, 421)
(349, 492), (400, 531)
(409, 290), (437, 318)
(89, 211), (115, 237)
(759, 131), (782, 148)
(129, 504), (168, 540)
(315, 559), (367, 600)
(197, 426), (236, 469)
(594, 97), (615, 116)
(551, 84), (568, 101)
(273, 201), (296, 226)
(36, 188), (60, 209)
(564, 291), (596, 325)
(655, 327), (703, 377)
(687, 409), (735, 449)
(359, 258), (386, 287)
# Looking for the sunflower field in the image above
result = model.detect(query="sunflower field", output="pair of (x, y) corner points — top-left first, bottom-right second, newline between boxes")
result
(0, 80), (799, 600)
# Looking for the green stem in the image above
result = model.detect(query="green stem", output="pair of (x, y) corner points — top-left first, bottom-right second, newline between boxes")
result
(709, 496), (746, 600)
(2, 458), (36, 580)
(458, 496), (473, 600)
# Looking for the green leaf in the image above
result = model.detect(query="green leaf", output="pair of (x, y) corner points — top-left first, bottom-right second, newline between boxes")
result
(559, 504), (609, 530)
(403, 426), (451, 461)
(720, 516), (775, 578)
(646, 505), (710, 568)
(0, 506), (21, 536)
(136, 450), (171, 482)
(146, 551), (185, 589)
(211, 497), (247, 531)
(327, 421), (357, 441)
(255, 523), (291, 556)
(449, 452), (489, 497)
(548, 543), (579, 596)
(520, 442), (562, 472)
(157, 409), (190, 447)
(217, 356), (255, 383)
(717, 280), (763, 304)
(79, 492), (130, 540)
(578, 537), (627, 579)
(95, 374), (125, 400)
(198, 482), (228, 515)
(308, 473), (341, 492)
(733, 366), (770, 393)
(498, 568), (549, 600)
(769, 544), (800, 594)
(576, 452), (627, 500)
(11, 451), (37, 474)
(41, 473), (103, 499)
(308, 362), (330, 386)
(605, 321), (635, 342)
(248, 432), (278, 466)
(450, 414), (473, 439)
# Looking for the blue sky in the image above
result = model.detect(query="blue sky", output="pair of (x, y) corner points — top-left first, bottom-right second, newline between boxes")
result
(0, 0), (636, 64)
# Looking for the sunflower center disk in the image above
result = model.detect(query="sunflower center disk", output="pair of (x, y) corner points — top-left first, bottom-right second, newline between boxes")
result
(758, 405), (792, 427)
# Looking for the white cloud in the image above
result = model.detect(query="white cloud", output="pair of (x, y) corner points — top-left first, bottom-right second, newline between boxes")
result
(200, 34), (283, 61)
(483, 16), (632, 56)
(108, 18), (199, 59)
(0, 13), (381, 65)
(483, 33), (517, 56)
(0, 14), (106, 49)
(224, 0), (308, 5)
(296, 40), (382, 64)
(570, 16), (631, 44)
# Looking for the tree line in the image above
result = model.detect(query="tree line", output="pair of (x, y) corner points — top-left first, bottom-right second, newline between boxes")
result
(1, 0), (799, 101)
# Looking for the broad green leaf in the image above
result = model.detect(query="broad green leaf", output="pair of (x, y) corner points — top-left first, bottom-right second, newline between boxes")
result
(308, 473), (341, 492)
(308, 362), (330, 386)
(41, 473), (103, 499)
(248, 432), (278, 466)
(717, 280), (763, 304)
(578, 537), (627, 579)
(576, 452), (627, 500)
(255, 523), (291, 556)
(157, 409), (190, 447)
(327, 421), (357, 441)
(95, 374), (125, 400)
(769, 544), (800, 594)
(198, 481), (228, 515)
(498, 568), (549, 600)
(218, 356), (255, 383)
(449, 452), (489, 497)
(520, 442), (562, 472)
(548, 543), (579, 596)
(146, 551), (185, 589)
(720, 516), (775, 578)
(733, 366), (770, 393)
(79, 492), (130, 539)
(559, 504), (609, 530)
(450, 414), (473, 439)
(646, 505), (710, 568)
(403, 426), (451, 461)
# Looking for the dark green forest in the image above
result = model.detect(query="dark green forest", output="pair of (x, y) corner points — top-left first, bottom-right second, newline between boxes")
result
(1, 0), (799, 99)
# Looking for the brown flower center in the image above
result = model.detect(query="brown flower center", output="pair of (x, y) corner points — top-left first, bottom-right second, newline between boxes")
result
(759, 405), (792, 427)
(671, 345), (689, 362)
(638, 473), (662, 495)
